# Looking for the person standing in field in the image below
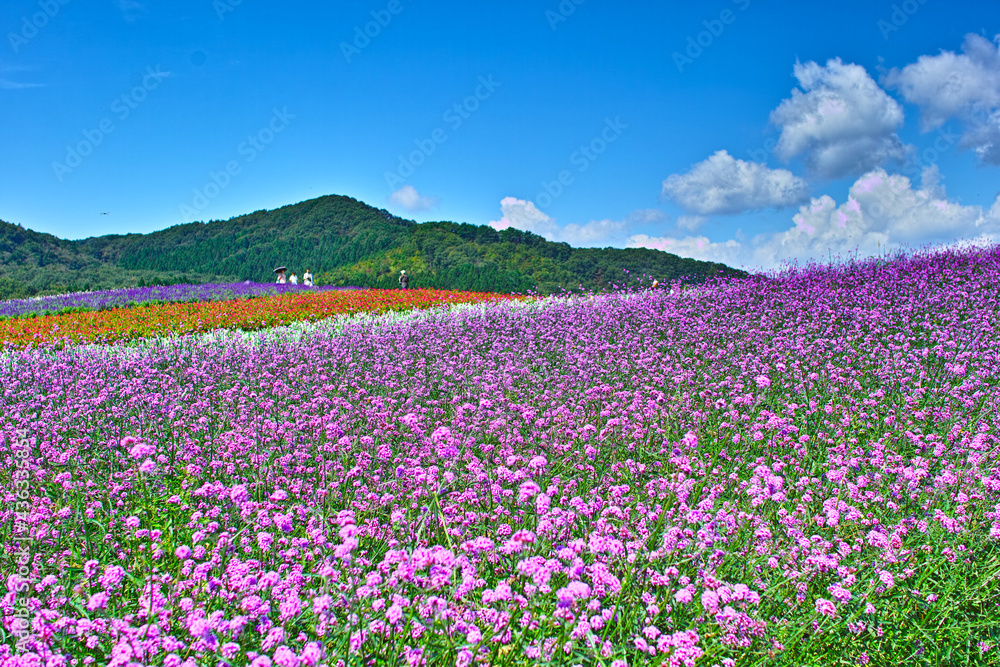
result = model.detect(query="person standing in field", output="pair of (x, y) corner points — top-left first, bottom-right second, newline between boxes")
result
(276, 270), (287, 284)
(289, 273), (298, 285)
(399, 270), (410, 290)
(303, 269), (314, 286)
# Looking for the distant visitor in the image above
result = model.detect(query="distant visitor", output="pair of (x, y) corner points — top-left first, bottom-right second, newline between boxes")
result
(303, 269), (314, 286)
(289, 273), (298, 285)
(399, 270), (409, 290)
(273, 266), (287, 284)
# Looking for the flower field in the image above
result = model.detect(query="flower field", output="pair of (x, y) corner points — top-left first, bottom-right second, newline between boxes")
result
(2, 248), (1000, 666)
(0, 289), (514, 348)
(0, 283), (357, 320)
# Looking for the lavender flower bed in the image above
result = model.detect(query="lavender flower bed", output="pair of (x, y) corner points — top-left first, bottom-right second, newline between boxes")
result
(0, 283), (356, 319)
(1, 248), (999, 665)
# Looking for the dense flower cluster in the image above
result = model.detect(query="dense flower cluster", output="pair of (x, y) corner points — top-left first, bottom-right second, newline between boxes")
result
(1, 247), (999, 665)
(0, 283), (355, 319)
(0, 288), (516, 347)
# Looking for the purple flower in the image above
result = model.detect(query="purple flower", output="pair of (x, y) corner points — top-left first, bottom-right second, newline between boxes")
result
(230, 484), (250, 504)
(86, 592), (109, 610)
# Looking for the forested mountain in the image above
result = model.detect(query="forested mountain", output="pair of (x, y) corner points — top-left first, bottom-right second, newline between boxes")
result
(0, 195), (745, 298)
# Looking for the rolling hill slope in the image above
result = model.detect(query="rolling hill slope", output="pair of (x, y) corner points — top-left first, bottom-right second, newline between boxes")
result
(0, 195), (745, 298)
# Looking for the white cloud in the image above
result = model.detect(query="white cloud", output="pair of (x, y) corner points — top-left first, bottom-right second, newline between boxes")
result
(629, 168), (1000, 270)
(661, 150), (810, 215)
(489, 196), (555, 235)
(627, 233), (744, 266)
(771, 58), (909, 179)
(885, 33), (1000, 165)
(919, 164), (945, 199)
(558, 219), (630, 247)
(0, 79), (44, 89)
(388, 185), (437, 212)
(488, 196), (632, 247)
(677, 215), (707, 231)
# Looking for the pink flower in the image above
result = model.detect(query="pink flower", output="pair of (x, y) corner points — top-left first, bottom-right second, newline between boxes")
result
(127, 441), (155, 459)
(754, 375), (771, 388)
(518, 480), (541, 501)
(828, 584), (852, 602)
(674, 585), (694, 604)
(386, 603), (404, 625)
(700, 590), (719, 613)
(174, 545), (192, 560)
(528, 455), (547, 469)
(879, 570), (895, 589)
(273, 513), (293, 533)
(272, 646), (297, 667)
(866, 530), (889, 549)
(815, 598), (836, 617)
(86, 592), (109, 611)
(300, 643), (324, 666)
(99, 565), (125, 589)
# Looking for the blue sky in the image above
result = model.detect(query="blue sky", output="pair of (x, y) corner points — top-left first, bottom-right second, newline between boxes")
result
(1, 0), (998, 270)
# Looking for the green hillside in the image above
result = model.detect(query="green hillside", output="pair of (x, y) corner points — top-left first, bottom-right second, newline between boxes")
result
(0, 194), (745, 298)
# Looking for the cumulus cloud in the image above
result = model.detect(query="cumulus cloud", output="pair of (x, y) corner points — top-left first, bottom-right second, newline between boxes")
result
(388, 185), (437, 212)
(629, 168), (1000, 270)
(488, 196), (556, 235)
(771, 58), (909, 179)
(627, 233), (744, 266)
(488, 196), (630, 247)
(661, 150), (810, 215)
(677, 215), (707, 231)
(885, 33), (1000, 165)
